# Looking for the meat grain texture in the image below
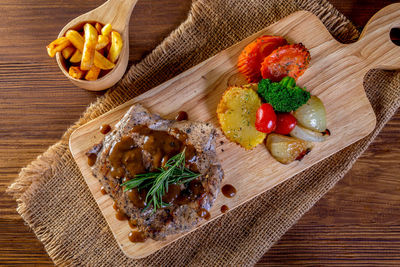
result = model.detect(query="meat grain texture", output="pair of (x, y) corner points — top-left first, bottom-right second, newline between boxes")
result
(90, 104), (223, 240)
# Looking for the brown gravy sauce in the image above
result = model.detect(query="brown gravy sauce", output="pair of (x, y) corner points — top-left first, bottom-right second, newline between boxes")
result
(222, 184), (236, 198)
(100, 186), (107, 195)
(113, 201), (128, 220)
(92, 125), (211, 241)
(129, 230), (146, 243)
(221, 205), (229, 213)
(100, 124), (111, 134)
(108, 125), (197, 179)
(197, 208), (211, 220)
(87, 153), (97, 167)
(175, 111), (188, 121)
(128, 219), (138, 228)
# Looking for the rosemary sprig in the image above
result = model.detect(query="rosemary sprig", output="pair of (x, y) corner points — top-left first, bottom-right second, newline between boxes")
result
(121, 148), (200, 213)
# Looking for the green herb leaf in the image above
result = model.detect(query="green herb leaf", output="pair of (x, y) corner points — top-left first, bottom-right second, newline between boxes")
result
(121, 148), (201, 213)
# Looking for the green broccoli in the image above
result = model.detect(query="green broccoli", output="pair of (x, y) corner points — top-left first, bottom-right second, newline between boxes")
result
(257, 76), (310, 112)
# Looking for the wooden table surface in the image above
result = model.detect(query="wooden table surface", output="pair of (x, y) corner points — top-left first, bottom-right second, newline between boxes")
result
(0, 0), (399, 265)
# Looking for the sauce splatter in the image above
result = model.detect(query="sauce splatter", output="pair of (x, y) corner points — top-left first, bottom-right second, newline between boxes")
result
(222, 184), (236, 198)
(100, 124), (111, 134)
(175, 111), (188, 121)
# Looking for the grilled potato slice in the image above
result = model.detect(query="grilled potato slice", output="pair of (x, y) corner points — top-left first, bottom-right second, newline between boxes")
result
(217, 84), (266, 149)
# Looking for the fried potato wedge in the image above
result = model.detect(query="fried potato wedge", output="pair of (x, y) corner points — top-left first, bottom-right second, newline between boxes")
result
(96, 35), (109, 50)
(61, 46), (75, 59)
(101, 23), (112, 37)
(85, 65), (101, 81)
(69, 49), (82, 63)
(95, 22), (102, 34)
(66, 30), (115, 70)
(46, 37), (71, 57)
(69, 66), (85, 79)
(217, 84), (266, 149)
(108, 31), (123, 63)
(81, 23), (98, 70)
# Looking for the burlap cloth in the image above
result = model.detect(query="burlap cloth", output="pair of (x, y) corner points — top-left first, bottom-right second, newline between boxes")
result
(7, 0), (400, 265)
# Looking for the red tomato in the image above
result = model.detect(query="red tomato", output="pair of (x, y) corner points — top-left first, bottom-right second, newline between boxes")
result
(255, 103), (276, 133)
(274, 113), (297, 135)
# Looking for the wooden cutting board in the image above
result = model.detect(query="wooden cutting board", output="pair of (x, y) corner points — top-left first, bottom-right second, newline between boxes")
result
(69, 4), (400, 259)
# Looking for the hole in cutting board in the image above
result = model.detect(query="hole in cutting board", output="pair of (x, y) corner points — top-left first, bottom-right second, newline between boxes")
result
(390, 28), (400, 46)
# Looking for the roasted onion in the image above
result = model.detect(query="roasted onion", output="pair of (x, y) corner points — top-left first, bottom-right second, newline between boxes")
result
(266, 133), (313, 164)
(293, 95), (326, 132)
(289, 125), (327, 142)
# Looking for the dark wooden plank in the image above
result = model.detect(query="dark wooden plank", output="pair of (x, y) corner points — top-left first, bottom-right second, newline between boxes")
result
(0, 0), (192, 265)
(0, 0), (399, 265)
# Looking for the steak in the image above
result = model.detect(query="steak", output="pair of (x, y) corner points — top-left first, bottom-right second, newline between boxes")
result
(89, 104), (223, 240)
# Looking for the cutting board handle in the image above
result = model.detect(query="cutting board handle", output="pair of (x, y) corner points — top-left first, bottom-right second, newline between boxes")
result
(350, 3), (400, 71)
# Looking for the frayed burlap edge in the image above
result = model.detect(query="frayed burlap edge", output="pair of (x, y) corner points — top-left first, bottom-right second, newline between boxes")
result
(7, 0), (383, 265)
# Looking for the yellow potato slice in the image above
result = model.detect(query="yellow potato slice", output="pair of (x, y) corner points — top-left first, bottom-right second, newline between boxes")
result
(69, 49), (82, 63)
(108, 31), (123, 63)
(101, 23), (112, 37)
(81, 23), (98, 70)
(61, 46), (75, 59)
(217, 84), (266, 149)
(85, 65), (101, 81)
(96, 35), (109, 50)
(95, 22), (102, 34)
(65, 30), (115, 70)
(46, 37), (71, 57)
(69, 66), (85, 79)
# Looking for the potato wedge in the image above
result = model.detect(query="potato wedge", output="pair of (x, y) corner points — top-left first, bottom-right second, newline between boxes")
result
(81, 23), (98, 70)
(95, 22), (102, 34)
(108, 31), (123, 63)
(61, 46), (75, 59)
(69, 49), (82, 63)
(101, 23), (112, 37)
(85, 65), (101, 81)
(217, 84), (266, 149)
(66, 30), (115, 70)
(96, 35), (109, 50)
(69, 66), (85, 79)
(46, 37), (71, 57)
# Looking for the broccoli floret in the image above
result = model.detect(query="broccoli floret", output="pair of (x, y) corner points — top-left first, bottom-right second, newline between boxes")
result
(257, 76), (310, 112)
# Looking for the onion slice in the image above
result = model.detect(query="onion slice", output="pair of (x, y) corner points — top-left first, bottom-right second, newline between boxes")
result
(289, 125), (328, 142)
(293, 95), (326, 132)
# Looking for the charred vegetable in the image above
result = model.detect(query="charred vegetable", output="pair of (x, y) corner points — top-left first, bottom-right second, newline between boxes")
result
(289, 124), (328, 142)
(260, 43), (310, 82)
(238, 35), (287, 82)
(266, 133), (313, 164)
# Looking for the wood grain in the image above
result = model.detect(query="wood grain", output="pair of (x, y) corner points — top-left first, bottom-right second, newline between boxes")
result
(69, 6), (400, 257)
(0, 0), (399, 265)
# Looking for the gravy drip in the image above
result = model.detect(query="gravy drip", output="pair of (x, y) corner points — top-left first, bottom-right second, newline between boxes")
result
(87, 153), (97, 166)
(100, 186), (107, 195)
(175, 111), (188, 121)
(222, 184), (236, 198)
(100, 124), (111, 134)
(221, 205), (229, 213)
(129, 230), (146, 243)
